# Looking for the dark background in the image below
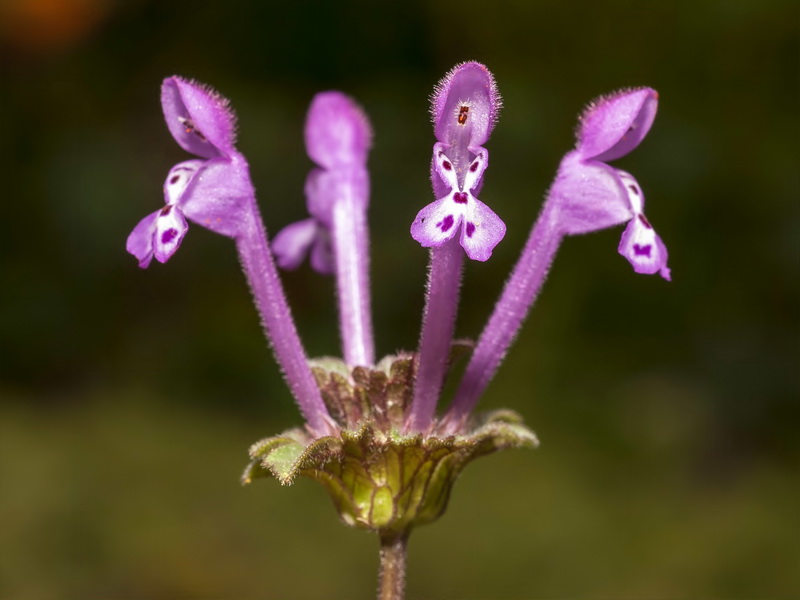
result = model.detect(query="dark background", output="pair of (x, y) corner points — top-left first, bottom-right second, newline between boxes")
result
(1, 0), (797, 598)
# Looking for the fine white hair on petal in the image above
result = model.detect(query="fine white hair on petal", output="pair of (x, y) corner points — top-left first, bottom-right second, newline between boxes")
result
(181, 77), (239, 141)
(429, 61), (503, 127)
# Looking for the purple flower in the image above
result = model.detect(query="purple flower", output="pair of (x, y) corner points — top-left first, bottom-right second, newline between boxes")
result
(126, 77), (248, 268)
(410, 62), (506, 262)
(273, 92), (371, 276)
(127, 76), (336, 435)
(405, 62), (506, 433)
(273, 91), (375, 367)
(549, 87), (670, 279)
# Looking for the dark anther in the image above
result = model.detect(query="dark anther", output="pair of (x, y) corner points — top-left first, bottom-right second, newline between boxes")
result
(178, 116), (207, 142)
(160, 205), (173, 216)
(457, 105), (469, 125)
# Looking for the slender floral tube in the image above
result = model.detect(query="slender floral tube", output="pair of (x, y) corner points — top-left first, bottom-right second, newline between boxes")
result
(273, 92), (375, 367)
(237, 199), (337, 435)
(407, 62), (505, 432)
(331, 169), (374, 367)
(404, 238), (464, 432)
(127, 77), (335, 436)
(442, 203), (561, 432)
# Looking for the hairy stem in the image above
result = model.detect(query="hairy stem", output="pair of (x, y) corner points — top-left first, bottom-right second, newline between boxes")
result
(377, 533), (408, 600)
(443, 201), (562, 432)
(406, 238), (464, 432)
(331, 180), (375, 367)
(236, 200), (335, 435)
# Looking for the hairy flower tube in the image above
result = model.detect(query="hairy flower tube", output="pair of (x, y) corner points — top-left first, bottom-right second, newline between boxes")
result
(273, 91), (375, 367)
(127, 76), (335, 435)
(127, 69), (669, 600)
(405, 62), (505, 434)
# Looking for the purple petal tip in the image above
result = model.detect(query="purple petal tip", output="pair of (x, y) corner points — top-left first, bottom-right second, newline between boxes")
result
(576, 87), (658, 162)
(431, 61), (502, 148)
(161, 76), (238, 158)
(305, 91), (372, 169)
(126, 211), (158, 268)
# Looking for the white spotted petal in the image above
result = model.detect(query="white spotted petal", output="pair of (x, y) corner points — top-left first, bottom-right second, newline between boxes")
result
(615, 170), (670, 280)
(461, 196), (506, 262)
(412, 146), (504, 260)
(163, 160), (204, 204)
(152, 205), (188, 264)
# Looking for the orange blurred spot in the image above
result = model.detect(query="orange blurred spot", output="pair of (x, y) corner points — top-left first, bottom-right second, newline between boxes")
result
(0, 0), (112, 53)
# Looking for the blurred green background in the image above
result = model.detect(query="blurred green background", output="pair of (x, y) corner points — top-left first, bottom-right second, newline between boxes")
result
(1, 0), (797, 598)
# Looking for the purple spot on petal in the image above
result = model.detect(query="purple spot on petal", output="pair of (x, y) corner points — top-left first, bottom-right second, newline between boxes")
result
(169, 175), (180, 185)
(453, 192), (468, 204)
(470, 161), (478, 172)
(161, 228), (178, 244)
(628, 183), (640, 195)
(160, 205), (173, 216)
(638, 214), (653, 229)
(466, 222), (476, 237)
(437, 215), (455, 232)
(633, 243), (652, 257)
(443, 160), (452, 171)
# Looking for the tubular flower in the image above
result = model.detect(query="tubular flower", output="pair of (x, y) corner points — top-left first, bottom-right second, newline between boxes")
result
(273, 91), (375, 367)
(273, 92), (371, 275)
(126, 77), (249, 267)
(549, 87), (670, 279)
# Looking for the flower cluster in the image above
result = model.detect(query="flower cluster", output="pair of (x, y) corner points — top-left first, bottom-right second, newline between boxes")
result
(127, 64), (669, 538)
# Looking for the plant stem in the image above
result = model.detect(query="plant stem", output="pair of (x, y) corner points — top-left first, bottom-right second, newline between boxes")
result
(405, 238), (464, 432)
(377, 533), (408, 600)
(331, 175), (375, 367)
(236, 200), (336, 436)
(443, 201), (562, 433)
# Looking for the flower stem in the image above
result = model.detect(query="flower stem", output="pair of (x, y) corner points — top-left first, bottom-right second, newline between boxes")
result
(377, 533), (408, 600)
(331, 180), (375, 367)
(443, 201), (563, 432)
(236, 200), (335, 436)
(406, 238), (464, 432)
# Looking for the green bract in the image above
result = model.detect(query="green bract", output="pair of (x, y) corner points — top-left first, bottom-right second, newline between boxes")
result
(243, 354), (538, 537)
